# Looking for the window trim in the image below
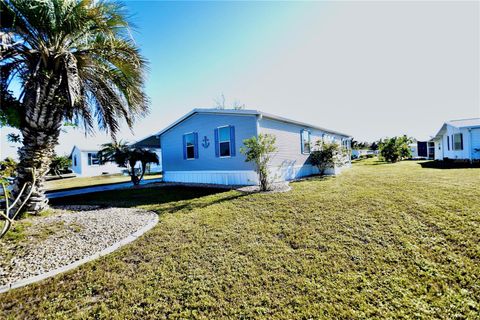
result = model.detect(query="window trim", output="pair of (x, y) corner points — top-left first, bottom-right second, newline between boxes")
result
(453, 133), (463, 151)
(87, 152), (100, 166)
(301, 129), (311, 154)
(184, 132), (196, 160)
(217, 125), (232, 158)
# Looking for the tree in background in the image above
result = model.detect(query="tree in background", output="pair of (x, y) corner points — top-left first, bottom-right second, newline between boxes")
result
(0, 157), (17, 179)
(309, 141), (347, 175)
(240, 134), (277, 191)
(1, 0), (149, 213)
(99, 142), (159, 186)
(48, 155), (72, 176)
(214, 93), (246, 110)
(379, 136), (412, 163)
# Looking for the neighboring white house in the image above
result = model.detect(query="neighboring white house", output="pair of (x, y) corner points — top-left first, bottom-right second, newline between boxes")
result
(70, 142), (162, 177)
(70, 146), (124, 177)
(351, 149), (379, 159)
(430, 118), (480, 161)
(144, 108), (352, 186)
(409, 141), (429, 159)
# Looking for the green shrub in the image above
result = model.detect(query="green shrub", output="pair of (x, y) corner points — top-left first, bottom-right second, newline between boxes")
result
(309, 141), (348, 175)
(240, 134), (277, 191)
(379, 136), (412, 163)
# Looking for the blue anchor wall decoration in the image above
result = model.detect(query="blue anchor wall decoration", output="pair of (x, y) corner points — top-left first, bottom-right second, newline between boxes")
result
(202, 136), (210, 148)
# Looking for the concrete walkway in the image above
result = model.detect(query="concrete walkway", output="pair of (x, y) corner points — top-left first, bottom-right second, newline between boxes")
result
(46, 178), (162, 199)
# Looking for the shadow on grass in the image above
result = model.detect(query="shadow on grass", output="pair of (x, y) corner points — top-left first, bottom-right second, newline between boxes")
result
(419, 160), (480, 169)
(49, 185), (238, 211)
(298, 174), (337, 182)
(359, 159), (388, 166)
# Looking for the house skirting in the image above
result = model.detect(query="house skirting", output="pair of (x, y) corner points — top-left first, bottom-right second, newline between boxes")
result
(269, 163), (350, 182)
(163, 164), (350, 186)
(163, 170), (259, 185)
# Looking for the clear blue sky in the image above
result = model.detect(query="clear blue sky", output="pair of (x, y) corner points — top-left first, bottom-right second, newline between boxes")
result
(1, 1), (479, 158)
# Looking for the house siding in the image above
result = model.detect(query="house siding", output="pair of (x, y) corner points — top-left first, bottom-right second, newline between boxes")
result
(161, 113), (257, 184)
(71, 147), (82, 175)
(440, 125), (473, 160)
(258, 117), (350, 180)
(471, 128), (480, 160)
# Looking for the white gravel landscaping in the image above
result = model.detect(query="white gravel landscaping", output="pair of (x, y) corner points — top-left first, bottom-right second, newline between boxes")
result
(237, 182), (291, 193)
(0, 207), (157, 288)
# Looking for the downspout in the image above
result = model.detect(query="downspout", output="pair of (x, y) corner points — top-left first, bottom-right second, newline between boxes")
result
(469, 128), (473, 163)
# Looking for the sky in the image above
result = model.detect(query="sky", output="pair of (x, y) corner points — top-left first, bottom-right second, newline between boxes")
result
(1, 0), (479, 159)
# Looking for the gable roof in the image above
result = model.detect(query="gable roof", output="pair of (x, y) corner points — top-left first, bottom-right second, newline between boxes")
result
(68, 145), (101, 158)
(446, 118), (480, 128)
(155, 108), (352, 138)
(432, 118), (480, 140)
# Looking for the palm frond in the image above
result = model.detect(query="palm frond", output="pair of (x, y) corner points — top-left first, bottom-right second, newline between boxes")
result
(1, 0), (149, 138)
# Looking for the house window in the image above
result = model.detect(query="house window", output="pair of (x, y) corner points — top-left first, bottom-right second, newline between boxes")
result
(215, 126), (236, 158)
(301, 130), (311, 154)
(447, 136), (450, 150)
(73, 155), (77, 166)
(87, 153), (99, 166)
(183, 133), (197, 160)
(219, 126), (231, 157)
(453, 133), (463, 150)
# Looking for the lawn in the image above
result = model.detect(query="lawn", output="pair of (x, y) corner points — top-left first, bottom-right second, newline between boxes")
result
(45, 173), (162, 192)
(1, 160), (479, 319)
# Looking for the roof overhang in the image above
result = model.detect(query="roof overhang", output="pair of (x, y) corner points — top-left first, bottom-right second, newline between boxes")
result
(131, 135), (161, 149)
(155, 108), (352, 139)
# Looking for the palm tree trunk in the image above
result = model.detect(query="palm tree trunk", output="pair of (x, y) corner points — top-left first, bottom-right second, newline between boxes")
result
(138, 161), (147, 184)
(128, 159), (140, 185)
(14, 127), (60, 213)
(12, 73), (64, 214)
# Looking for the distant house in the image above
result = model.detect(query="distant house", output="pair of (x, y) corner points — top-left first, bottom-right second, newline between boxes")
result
(70, 146), (124, 177)
(145, 108), (352, 186)
(430, 118), (480, 161)
(409, 141), (430, 159)
(351, 149), (379, 159)
(70, 142), (162, 177)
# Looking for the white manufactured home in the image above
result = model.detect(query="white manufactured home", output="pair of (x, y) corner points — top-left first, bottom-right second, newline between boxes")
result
(69, 146), (125, 177)
(145, 108), (352, 186)
(70, 144), (162, 177)
(430, 118), (480, 161)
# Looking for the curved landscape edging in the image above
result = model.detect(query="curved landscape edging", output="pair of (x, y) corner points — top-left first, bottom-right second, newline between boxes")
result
(0, 211), (159, 294)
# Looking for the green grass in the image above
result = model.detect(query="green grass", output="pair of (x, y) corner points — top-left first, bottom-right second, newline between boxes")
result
(45, 173), (162, 192)
(1, 160), (479, 319)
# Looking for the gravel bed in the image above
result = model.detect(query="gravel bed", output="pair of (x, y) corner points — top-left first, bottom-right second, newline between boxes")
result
(237, 182), (291, 193)
(0, 207), (156, 287)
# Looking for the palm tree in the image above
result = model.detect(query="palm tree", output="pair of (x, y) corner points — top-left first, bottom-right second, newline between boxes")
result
(98, 142), (159, 186)
(0, 0), (149, 213)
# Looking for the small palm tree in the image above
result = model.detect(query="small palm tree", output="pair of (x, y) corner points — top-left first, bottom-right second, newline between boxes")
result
(1, 0), (149, 212)
(99, 142), (159, 186)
